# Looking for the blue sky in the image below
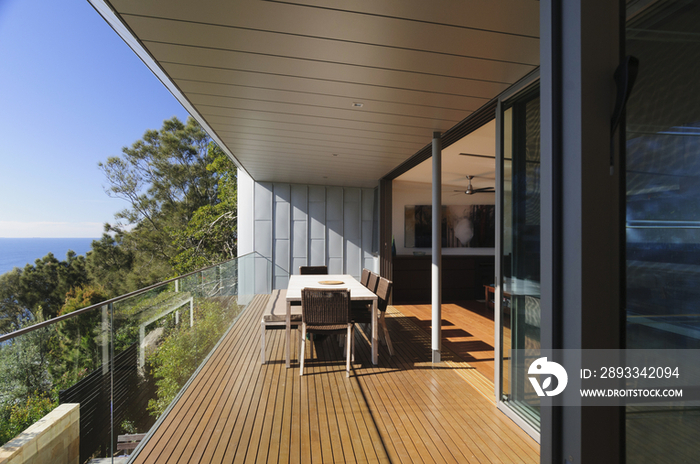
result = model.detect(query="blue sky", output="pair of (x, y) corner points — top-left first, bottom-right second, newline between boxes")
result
(0, 0), (190, 237)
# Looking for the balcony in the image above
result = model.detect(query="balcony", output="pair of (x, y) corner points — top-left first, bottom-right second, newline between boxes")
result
(0, 254), (537, 464)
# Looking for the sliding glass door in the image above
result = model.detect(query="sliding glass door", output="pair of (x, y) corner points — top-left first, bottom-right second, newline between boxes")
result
(496, 79), (541, 434)
(625, 1), (700, 461)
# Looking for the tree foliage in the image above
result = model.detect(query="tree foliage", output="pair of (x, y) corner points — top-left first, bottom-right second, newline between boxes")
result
(146, 300), (232, 417)
(99, 117), (220, 276)
(0, 116), (238, 445)
(170, 143), (237, 274)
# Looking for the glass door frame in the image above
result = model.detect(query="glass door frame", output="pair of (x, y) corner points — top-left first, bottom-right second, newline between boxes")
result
(494, 69), (541, 442)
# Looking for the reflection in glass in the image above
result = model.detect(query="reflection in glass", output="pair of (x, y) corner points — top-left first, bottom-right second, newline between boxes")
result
(625, 2), (700, 461)
(501, 87), (541, 429)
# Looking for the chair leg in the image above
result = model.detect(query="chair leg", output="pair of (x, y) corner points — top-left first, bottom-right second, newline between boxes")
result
(260, 320), (266, 365)
(346, 325), (352, 377)
(380, 312), (394, 356)
(300, 323), (307, 376)
(298, 326), (303, 360)
(351, 326), (355, 363)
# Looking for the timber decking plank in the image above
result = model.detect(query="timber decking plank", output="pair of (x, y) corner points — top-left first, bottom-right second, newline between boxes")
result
(358, 326), (490, 462)
(137, 296), (264, 463)
(133, 294), (538, 464)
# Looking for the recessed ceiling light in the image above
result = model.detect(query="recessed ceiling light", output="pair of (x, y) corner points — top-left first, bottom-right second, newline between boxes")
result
(352, 102), (363, 108)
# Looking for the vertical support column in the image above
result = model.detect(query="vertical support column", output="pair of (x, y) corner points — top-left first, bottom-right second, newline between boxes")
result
(189, 299), (194, 327)
(431, 132), (442, 364)
(540, 0), (621, 462)
(379, 178), (393, 282)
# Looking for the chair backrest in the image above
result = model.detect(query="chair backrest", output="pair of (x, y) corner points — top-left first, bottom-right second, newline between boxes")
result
(367, 272), (380, 293)
(360, 268), (371, 287)
(299, 265), (328, 275)
(301, 288), (351, 325)
(376, 277), (393, 312)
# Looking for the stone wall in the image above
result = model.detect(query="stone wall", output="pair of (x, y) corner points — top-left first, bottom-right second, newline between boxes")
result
(0, 403), (79, 464)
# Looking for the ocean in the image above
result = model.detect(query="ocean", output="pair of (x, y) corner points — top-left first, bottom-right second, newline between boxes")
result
(0, 238), (98, 275)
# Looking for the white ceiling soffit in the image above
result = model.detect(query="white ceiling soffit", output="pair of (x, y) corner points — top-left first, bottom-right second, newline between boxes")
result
(92, 0), (539, 188)
(396, 119), (498, 191)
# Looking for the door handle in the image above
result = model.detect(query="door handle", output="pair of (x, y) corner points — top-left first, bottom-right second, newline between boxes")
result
(610, 55), (640, 174)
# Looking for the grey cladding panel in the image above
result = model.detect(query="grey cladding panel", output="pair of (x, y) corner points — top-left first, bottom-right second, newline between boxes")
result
(362, 188), (375, 221)
(328, 224), (343, 259)
(343, 191), (360, 239)
(275, 200), (290, 241)
(326, 187), (343, 221)
(249, 181), (377, 283)
(346, 239), (361, 278)
(328, 258), (343, 275)
(293, 221), (308, 258)
(291, 185), (308, 222)
(254, 183), (273, 221)
(274, 183), (291, 203)
(274, 240), (290, 274)
(255, 219), (273, 258)
(309, 185), (326, 202)
(362, 221), (374, 256)
(310, 239), (325, 265)
(309, 202), (326, 239)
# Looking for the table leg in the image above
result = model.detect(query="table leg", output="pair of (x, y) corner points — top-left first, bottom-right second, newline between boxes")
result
(286, 301), (291, 368)
(371, 299), (378, 365)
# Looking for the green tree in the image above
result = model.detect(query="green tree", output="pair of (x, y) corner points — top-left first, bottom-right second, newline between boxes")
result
(85, 230), (135, 297)
(99, 116), (220, 282)
(0, 252), (88, 323)
(171, 143), (237, 274)
(0, 270), (25, 334)
(50, 285), (109, 388)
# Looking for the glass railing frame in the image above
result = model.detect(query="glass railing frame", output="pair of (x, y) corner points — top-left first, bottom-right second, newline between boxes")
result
(0, 251), (273, 463)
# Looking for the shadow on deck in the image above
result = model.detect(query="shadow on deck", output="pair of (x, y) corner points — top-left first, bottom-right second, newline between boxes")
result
(130, 295), (539, 463)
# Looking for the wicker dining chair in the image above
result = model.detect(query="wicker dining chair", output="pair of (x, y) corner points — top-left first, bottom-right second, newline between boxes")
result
(300, 288), (354, 377)
(351, 277), (394, 356)
(366, 271), (380, 293)
(299, 265), (328, 275)
(360, 268), (371, 287)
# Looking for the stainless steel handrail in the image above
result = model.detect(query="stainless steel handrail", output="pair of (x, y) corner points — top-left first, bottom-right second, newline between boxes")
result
(0, 255), (245, 344)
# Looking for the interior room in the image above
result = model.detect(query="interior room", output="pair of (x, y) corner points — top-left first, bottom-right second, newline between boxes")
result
(390, 120), (499, 384)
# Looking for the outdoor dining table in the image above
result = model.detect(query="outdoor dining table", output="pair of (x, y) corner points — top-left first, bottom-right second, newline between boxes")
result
(285, 274), (379, 368)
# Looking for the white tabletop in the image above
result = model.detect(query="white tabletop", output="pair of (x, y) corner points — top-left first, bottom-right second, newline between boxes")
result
(286, 274), (377, 301)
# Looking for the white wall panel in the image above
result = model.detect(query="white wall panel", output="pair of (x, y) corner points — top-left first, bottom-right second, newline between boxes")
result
(239, 176), (378, 290)
(308, 186), (326, 266)
(343, 188), (361, 278)
(326, 187), (343, 274)
(252, 182), (273, 294)
(291, 184), (308, 274)
(273, 183), (291, 288)
(254, 182), (273, 259)
(361, 189), (376, 272)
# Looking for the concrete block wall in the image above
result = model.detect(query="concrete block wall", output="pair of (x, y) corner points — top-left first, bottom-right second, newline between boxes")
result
(0, 403), (79, 464)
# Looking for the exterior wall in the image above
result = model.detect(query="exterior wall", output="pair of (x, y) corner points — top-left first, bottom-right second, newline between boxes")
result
(238, 171), (378, 290)
(0, 403), (79, 464)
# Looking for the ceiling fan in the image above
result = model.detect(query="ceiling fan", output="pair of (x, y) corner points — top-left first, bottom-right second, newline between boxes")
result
(454, 175), (495, 195)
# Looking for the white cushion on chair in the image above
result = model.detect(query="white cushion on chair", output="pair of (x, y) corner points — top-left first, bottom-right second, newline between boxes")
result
(263, 289), (302, 323)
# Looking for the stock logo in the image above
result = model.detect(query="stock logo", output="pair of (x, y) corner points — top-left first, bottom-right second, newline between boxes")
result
(528, 357), (568, 397)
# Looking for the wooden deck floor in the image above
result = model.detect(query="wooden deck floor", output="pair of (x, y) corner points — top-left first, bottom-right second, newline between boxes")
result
(131, 295), (538, 464)
(393, 301), (498, 383)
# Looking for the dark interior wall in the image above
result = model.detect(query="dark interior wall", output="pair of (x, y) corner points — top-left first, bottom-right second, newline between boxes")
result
(392, 255), (494, 304)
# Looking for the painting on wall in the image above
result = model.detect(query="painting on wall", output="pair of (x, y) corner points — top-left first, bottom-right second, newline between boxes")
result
(404, 205), (495, 248)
